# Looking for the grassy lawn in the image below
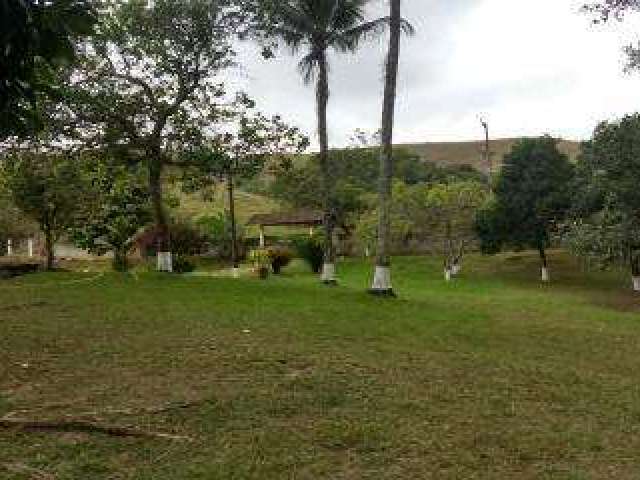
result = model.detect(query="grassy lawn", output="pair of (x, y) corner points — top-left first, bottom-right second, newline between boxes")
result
(1, 252), (639, 479)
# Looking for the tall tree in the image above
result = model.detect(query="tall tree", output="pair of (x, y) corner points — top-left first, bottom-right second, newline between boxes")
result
(584, 1), (640, 71)
(475, 137), (574, 282)
(584, 1), (640, 21)
(266, 0), (403, 284)
(566, 114), (640, 291)
(0, 0), (95, 138)
(64, 0), (242, 272)
(370, 0), (407, 295)
(425, 181), (488, 281)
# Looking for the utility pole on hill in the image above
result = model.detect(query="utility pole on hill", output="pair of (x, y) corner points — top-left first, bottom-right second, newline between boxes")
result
(479, 117), (492, 193)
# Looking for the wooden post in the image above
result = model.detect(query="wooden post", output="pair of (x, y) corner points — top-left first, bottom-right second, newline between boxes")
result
(480, 117), (492, 192)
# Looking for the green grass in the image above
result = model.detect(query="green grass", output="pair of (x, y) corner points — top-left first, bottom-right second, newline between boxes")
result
(1, 252), (639, 479)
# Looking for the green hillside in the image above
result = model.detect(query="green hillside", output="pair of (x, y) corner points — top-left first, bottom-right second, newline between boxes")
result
(176, 188), (282, 223)
(174, 138), (583, 222)
(401, 138), (582, 169)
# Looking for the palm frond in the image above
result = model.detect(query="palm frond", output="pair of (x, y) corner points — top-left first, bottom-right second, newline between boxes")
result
(297, 52), (321, 85)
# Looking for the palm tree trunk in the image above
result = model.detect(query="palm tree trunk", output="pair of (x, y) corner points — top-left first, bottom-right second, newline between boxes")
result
(227, 167), (239, 278)
(149, 157), (172, 272)
(370, 0), (401, 296)
(316, 50), (336, 284)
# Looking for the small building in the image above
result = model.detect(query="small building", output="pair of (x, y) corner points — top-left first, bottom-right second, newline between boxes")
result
(247, 210), (323, 247)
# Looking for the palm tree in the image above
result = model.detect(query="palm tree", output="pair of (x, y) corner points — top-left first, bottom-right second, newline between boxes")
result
(269, 0), (405, 284)
(370, 0), (408, 296)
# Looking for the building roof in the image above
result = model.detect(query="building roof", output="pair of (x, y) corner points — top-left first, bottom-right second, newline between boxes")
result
(247, 210), (323, 227)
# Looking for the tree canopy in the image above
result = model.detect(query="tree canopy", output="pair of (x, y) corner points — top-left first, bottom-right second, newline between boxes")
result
(476, 137), (574, 275)
(566, 114), (640, 283)
(0, 0), (96, 138)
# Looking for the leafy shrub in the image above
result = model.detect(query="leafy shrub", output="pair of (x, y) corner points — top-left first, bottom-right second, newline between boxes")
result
(171, 221), (208, 256)
(268, 247), (293, 274)
(196, 212), (245, 260)
(292, 236), (324, 273)
(137, 220), (207, 258)
(172, 255), (195, 273)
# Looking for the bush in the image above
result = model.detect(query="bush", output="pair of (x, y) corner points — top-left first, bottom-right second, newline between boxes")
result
(196, 212), (246, 260)
(171, 221), (208, 256)
(268, 247), (293, 274)
(292, 236), (324, 273)
(172, 255), (195, 273)
(137, 221), (207, 258)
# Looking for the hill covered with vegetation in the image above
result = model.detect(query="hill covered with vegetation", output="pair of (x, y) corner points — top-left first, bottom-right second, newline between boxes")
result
(401, 138), (582, 169)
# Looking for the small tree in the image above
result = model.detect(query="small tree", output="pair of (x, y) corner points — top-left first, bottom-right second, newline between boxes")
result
(475, 137), (574, 282)
(2, 152), (83, 269)
(566, 114), (640, 291)
(70, 161), (151, 272)
(425, 181), (488, 280)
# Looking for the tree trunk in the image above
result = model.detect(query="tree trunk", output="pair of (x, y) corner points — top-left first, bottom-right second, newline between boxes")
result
(227, 167), (239, 278)
(316, 50), (336, 284)
(370, 0), (401, 296)
(44, 227), (54, 271)
(631, 251), (640, 292)
(538, 245), (549, 282)
(149, 157), (172, 272)
(113, 247), (128, 272)
(444, 220), (453, 282)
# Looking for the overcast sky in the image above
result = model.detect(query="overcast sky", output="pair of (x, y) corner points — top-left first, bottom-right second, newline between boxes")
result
(229, 0), (640, 149)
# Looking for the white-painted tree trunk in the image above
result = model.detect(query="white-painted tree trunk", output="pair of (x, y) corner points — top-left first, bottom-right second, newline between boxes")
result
(541, 267), (549, 282)
(157, 252), (173, 272)
(451, 263), (461, 276)
(632, 276), (640, 292)
(28, 238), (34, 258)
(444, 268), (452, 282)
(6, 239), (12, 256)
(321, 262), (336, 283)
(370, 265), (392, 291)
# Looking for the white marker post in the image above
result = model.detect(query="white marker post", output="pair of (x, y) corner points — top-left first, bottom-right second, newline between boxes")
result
(541, 267), (550, 283)
(28, 238), (34, 258)
(6, 239), (12, 256)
